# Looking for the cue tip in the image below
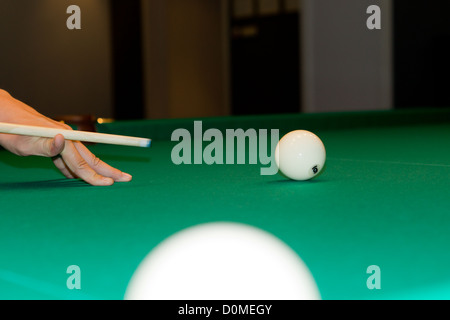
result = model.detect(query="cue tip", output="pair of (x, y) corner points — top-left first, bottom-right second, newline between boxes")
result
(142, 139), (152, 148)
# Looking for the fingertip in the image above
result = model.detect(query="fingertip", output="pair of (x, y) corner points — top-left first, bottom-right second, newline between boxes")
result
(117, 172), (132, 182)
(89, 174), (115, 186)
(89, 178), (114, 187)
(52, 134), (65, 155)
(101, 177), (115, 186)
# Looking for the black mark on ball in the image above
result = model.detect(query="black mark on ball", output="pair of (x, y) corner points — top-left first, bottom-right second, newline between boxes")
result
(312, 166), (318, 174)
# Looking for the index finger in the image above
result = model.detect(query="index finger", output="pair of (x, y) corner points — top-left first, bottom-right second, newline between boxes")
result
(72, 141), (132, 182)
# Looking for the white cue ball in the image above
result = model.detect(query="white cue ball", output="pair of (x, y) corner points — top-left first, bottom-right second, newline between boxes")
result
(275, 130), (326, 181)
(125, 222), (321, 300)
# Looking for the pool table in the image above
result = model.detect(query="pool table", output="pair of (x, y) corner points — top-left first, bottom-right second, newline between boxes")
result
(0, 108), (449, 300)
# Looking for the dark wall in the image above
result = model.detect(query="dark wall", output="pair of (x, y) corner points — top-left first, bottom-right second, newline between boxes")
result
(110, 0), (144, 120)
(394, 1), (450, 108)
(230, 7), (300, 115)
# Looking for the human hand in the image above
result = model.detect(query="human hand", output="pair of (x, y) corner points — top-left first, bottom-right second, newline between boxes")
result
(0, 89), (132, 186)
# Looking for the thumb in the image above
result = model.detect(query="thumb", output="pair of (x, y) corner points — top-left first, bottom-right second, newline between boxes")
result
(39, 134), (66, 157)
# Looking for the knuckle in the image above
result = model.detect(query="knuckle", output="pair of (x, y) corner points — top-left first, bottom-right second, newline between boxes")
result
(55, 122), (73, 130)
(91, 155), (102, 168)
(75, 159), (89, 171)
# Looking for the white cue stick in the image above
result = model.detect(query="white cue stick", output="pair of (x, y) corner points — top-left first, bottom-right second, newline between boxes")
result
(0, 122), (151, 148)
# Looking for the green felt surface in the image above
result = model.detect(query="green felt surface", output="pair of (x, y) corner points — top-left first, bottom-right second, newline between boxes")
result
(0, 109), (449, 299)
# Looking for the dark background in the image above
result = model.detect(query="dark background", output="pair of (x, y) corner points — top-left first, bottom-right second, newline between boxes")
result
(1, 1), (450, 121)
(111, 0), (450, 119)
(393, 0), (450, 109)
